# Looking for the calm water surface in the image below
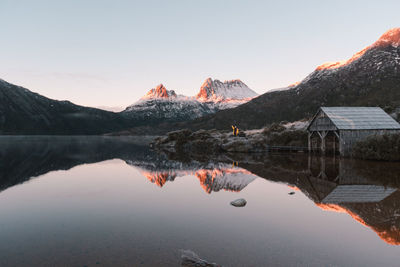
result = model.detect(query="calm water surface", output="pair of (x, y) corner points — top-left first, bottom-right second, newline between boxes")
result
(0, 136), (399, 266)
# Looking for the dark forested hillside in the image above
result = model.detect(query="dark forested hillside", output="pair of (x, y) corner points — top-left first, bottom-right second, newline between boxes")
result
(0, 79), (131, 134)
(168, 29), (400, 131)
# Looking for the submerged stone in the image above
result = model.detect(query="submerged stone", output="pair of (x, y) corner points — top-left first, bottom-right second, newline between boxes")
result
(180, 249), (221, 267)
(230, 198), (247, 207)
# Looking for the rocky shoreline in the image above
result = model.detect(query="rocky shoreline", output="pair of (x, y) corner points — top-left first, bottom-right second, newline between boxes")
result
(152, 123), (308, 155)
(152, 124), (400, 161)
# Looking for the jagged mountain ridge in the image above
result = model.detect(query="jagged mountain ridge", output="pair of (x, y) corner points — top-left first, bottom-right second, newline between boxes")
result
(140, 84), (177, 100)
(121, 78), (258, 125)
(196, 78), (258, 102)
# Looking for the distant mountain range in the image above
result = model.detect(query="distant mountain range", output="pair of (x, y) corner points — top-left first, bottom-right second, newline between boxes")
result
(121, 79), (258, 125)
(1, 28), (400, 135)
(0, 77), (256, 134)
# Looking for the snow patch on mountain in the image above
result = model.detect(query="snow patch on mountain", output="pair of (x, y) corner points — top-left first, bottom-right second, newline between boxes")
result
(266, 86), (292, 93)
(123, 97), (215, 121)
(196, 78), (258, 103)
(95, 106), (125, 112)
(122, 79), (257, 122)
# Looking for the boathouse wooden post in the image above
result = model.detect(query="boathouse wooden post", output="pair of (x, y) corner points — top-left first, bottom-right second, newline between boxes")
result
(321, 131), (327, 154)
(316, 131), (327, 154)
(333, 131), (339, 155)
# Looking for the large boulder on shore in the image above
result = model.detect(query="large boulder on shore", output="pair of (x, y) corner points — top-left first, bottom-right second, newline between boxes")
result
(221, 138), (253, 152)
(167, 129), (192, 141)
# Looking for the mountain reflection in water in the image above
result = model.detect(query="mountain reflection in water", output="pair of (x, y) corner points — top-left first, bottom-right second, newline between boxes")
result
(239, 155), (400, 246)
(138, 168), (256, 193)
(133, 150), (400, 247)
(0, 136), (400, 253)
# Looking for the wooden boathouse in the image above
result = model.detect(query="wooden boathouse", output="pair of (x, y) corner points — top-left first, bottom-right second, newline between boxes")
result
(307, 107), (400, 156)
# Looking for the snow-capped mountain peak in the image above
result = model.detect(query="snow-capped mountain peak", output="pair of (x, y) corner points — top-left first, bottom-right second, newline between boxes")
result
(123, 83), (215, 121)
(140, 84), (177, 100)
(122, 78), (258, 123)
(196, 78), (258, 102)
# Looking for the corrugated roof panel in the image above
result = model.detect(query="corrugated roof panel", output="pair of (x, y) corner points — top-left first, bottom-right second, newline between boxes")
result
(320, 107), (400, 130)
(321, 185), (397, 203)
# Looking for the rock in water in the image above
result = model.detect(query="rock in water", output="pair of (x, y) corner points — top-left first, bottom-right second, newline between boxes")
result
(180, 249), (221, 267)
(230, 198), (247, 207)
(288, 192), (295, 195)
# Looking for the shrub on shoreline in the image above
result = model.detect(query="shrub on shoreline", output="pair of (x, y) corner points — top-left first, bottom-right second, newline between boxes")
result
(352, 133), (400, 161)
(266, 130), (308, 147)
(262, 123), (286, 135)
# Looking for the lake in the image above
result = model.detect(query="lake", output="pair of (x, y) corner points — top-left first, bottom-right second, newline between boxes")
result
(0, 136), (399, 266)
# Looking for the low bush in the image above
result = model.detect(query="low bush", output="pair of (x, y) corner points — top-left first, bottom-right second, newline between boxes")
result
(352, 133), (400, 161)
(262, 123), (286, 135)
(267, 130), (308, 147)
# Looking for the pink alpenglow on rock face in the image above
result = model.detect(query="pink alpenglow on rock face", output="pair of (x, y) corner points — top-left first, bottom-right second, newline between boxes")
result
(123, 79), (258, 122)
(316, 28), (400, 71)
(196, 78), (258, 103)
(140, 84), (177, 100)
(285, 28), (400, 89)
(374, 28), (400, 48)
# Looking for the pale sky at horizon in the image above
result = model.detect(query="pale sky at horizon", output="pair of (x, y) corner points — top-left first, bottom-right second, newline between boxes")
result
(1, 0), (399, 110)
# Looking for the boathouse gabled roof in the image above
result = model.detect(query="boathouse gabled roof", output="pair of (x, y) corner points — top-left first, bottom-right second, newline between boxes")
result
(321, 185), (397, 203)
(308, 107), (400, 130)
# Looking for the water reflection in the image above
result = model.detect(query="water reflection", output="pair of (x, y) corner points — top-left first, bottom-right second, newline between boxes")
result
(0, 136), (153, 192)
(136, 167), (256, 193)
(1, 136), (400, 248)
(307, 157), (400, 245)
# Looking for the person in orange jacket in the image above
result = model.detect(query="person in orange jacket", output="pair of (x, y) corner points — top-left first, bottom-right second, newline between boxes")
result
(231, 125), (239, 136)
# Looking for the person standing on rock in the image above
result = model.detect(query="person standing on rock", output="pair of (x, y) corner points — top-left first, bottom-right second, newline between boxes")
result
(232, 125), (239, 136)
(232, 125), (237, 136)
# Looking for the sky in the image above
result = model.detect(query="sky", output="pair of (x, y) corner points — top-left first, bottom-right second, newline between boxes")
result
(0, 0), (399, 110)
